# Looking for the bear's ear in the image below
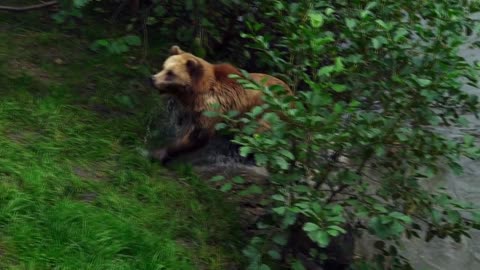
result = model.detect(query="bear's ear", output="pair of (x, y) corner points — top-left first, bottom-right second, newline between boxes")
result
(186, 59), (203, 77)
(170, 45), (185, 55)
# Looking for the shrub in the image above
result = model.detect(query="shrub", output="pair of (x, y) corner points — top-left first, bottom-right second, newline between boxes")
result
(212, 1), (480, 269)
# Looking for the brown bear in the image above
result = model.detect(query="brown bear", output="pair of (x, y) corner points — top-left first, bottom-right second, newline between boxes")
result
(150, 45), (291, 164)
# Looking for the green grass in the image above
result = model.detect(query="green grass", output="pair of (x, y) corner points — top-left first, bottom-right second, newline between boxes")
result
(0, 9), (241, 270)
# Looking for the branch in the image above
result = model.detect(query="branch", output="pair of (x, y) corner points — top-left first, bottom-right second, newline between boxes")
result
(326, 149), (374, 203)
(0, 1), (58, 12)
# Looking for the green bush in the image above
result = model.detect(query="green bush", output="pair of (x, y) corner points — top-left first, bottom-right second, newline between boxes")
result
(53, 0), (93, 24)
(212, 1), (480, 269)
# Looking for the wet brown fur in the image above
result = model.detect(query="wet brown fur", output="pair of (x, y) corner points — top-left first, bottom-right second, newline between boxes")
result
(150, 45), (291, 164)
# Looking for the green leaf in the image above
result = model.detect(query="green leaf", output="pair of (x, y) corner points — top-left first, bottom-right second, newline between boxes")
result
(227, 110), (240, 118)
(210, 102), (221, 111)
(449, 161), (464, 175)
(215, 123), (227, 130)
(415, 78), (432, 87)
(274, 156), (289, 170)
(375, 145), (385, 157)
(123, 35), (141, 46)
(209, 175), (225, 182)
(360, 9), (373, 18)
(373, 204), (388, 213)
(372, 38), (382, 49)
(464, 134), (475, 146)
(308, 12), (324, 28)
(268, 250), (281, 260)
(251, 106), (263, 116)
(325, 7), (335, 16)
(228, 74), (242, 79)
(232, 176), (245, 184)
(422, 167), (436, 178)
(279, 149), (294, 160)
(273, 206), (286, 215)
(332, 84), (347, 92)
(291, 260), (307, 270)
(311, 231), (330, 247)
(327, 229), (340, 237)
(375, 19), (388, 30)
(458, 116), (470, 127)
(259, 264), (271, 270)
(272, 194), (285, 201)
(365, 2), (378, 10)
(334, 57), (345, 72)
(254, 153), (268, 165)
(240, 146), (252, 157)
(334, 103), (343, 113)
(318, 65), (335, 77)
(220, 183), (233, 192)
(345, 18), (357, 30)
(238, 185), (263, 196)
(273, 233), (288, 246)
(262, 112), (280, 123)
(396, 133), (408, 142)
(446, 210), (461, 224)
(394, 28), (409, 41)
(389, 212), (412, 224)
(274, 1), (285, 10)
(95, 39), (109, 47)
(303, 222), (320, 232)
(203, 111), (219, 117)
(73, 0), (90, 8)
(282, 211), (297, 226)
(390, 221), (405, 236)
(330, 204), (344, 215)
(327, 225), (347, 234)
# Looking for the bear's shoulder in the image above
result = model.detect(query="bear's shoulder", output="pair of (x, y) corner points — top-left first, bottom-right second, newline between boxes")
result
(213, 63), (241, 81)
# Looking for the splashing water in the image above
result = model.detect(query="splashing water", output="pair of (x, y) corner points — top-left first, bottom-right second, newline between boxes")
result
(165, 97), (268, 180)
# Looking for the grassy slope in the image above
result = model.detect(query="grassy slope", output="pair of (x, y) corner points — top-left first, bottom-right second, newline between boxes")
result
(0, 8), (241, 270)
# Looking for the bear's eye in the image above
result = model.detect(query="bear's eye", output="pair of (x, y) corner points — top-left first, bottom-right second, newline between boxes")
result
(165, 70), (175, 81)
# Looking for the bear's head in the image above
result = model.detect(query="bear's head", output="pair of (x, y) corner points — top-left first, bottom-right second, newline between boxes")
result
(151, 46), (212, 96)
